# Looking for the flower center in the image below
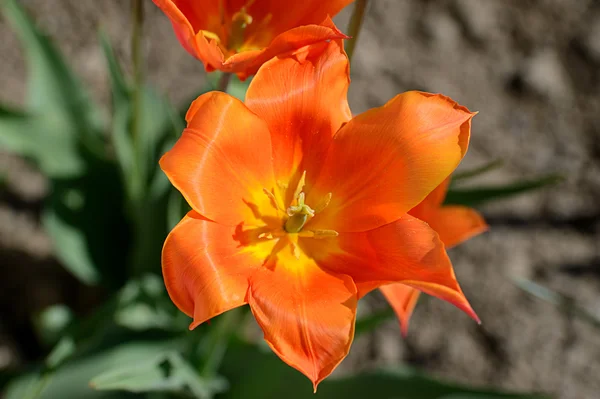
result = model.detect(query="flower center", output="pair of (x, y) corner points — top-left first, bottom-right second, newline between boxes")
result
(262, 171), (337, 239)
(285, 192), (314, 233)
(229, 5), (253, 51)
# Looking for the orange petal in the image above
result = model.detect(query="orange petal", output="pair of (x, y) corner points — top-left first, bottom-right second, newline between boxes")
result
(237, 0), (354, 45)
(422, 206), (488, 248)
(244, 34), (351, 202)
(308, 91), (475, 233)
(160, 92), (277, 227)
(162, 211), (271, 329)
(303, 214), (479, 323)
(228, 19), (349, 80)
(152, 0), (226, 68)
(379, 284), (421, 337)
(247, 240), (357, 391)
(409, 177), (452, 218)
(191, 32), (227, 72)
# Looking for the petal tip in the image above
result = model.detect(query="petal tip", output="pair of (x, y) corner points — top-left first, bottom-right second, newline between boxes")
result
(400, 322), (410, 338)
(461, 302), (481, 325)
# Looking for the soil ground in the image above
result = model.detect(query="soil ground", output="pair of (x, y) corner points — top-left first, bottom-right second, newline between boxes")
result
(1, 1), (599, 398)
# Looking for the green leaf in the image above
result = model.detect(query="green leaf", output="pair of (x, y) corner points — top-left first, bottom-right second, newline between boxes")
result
(90, 351), (227, 397)
(452, 160), (504, 182)
(444, 175), (563, 207)
(42, 157), (131, 287)
(114, 275), (186, 332)
(35, 305), (74, 346)
(219, 340), (549, 399)
(514, 278), (600, 330)
(0, 105), (35, 153)
(98, 30), (134, 181)
(4, 342), (178, 399)
(1, 0), (104, 178)
(99, 32), (176, 279)
(43, 203), (101, 285)
(46, 337), (77, 370)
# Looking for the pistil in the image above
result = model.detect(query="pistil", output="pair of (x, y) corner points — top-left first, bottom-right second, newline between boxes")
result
(285, 192), (315, 233)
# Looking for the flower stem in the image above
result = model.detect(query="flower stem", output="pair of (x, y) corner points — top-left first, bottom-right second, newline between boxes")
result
(217, 72), (232, 93)
(130, 0), (146, 278)
(346, 0), (368, 64)
(200, 308), (241, 378)
(130, 0), (144, 199)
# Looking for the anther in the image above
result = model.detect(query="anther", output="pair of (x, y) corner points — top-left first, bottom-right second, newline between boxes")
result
(292, 171), (307, 205)
(313, 192), (332, 213)
(263, 188), (285, 212)
(298, 229), (339, 239)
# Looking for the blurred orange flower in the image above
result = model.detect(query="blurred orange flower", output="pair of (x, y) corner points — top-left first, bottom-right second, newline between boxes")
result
(152, 0), (353, 79)
(380, 178), (488, 337)
(160, 38), (479, 389)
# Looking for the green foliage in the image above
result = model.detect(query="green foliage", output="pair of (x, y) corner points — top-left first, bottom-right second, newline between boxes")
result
(90, 350), (227, 397)
(5, 342), (177, 399)
(218, 339), (549, 399)
(0, 0), (180, 285)
(514, 278), (600, 330)
(1, 0), (104, 178)
(446, 174), (563, 207)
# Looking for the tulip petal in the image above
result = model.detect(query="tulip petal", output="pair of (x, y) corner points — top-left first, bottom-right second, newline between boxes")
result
(411, 177), (452, 213)
(160, 92), (278, 227)
(308, 91), (475, 233)
(303, 214), (479, 323)
(379, 284), (421, 337)
(163, 211), (277, 329)
(228, 19), (349, 80)
(244, 35), (351, 190)
(235, 0), (354, 46)
(152, 0), (226, 68)
(420, 206), (488, 248)
(247, 240), (357, 391)
(408, 177), (487, 247)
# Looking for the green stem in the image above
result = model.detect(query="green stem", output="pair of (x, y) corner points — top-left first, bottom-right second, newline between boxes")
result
(130, 0), (144, 199)
(130, 0), (146, 278)
(216, 72), (232, 93)
(345, 0), (368, 64)
(23, 372), (51, 399)
(200, 308), (240, 378)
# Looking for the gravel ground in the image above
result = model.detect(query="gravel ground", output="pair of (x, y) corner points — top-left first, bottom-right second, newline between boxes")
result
(1, 1), (599, 398)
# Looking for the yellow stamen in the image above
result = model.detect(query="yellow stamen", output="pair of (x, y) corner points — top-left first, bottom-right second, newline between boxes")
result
(290, 239), (301, 260)
(311, 229), (339, 239)
(229, 4), (253, 51)
(242, 13), (273, 50)
(276, 180), (288, 191)
(201, 30), (221, 43)
(291, 171), (307, 206)
(313, 192), (332, 214)
(258, 232), (273, 240)
(298, 229), (339, 239)
(262, 188), (286, 213)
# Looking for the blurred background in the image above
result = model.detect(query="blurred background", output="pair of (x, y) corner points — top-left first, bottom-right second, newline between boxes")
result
(1, 1), (599, 398)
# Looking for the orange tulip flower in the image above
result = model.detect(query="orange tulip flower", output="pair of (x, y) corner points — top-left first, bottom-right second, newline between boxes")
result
(152, 0), (354, 79)
(379, 178), (488, 337)
(160, 38), (480, 389)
